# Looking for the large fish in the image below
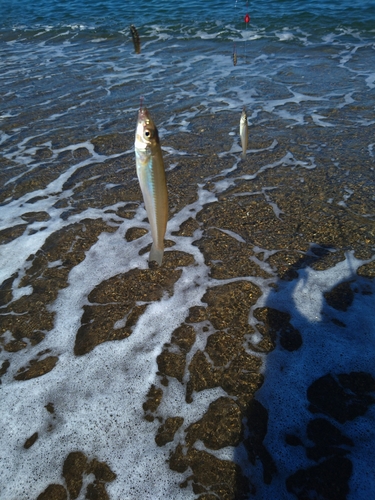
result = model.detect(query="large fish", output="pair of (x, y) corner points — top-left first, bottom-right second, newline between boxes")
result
(135, 106), (168, 266)
(240, 107), (248, 160)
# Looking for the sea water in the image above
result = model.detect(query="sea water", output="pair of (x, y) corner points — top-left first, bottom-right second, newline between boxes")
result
(1, 0), (375, 499)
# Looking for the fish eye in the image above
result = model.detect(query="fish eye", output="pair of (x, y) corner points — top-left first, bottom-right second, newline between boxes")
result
(144, 129), (152, 138)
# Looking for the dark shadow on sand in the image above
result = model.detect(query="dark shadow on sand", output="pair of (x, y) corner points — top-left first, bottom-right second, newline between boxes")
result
(234, 245), (375, 499)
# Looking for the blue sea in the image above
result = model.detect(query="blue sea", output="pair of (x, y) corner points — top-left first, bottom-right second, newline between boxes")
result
(1, 1), (375, 499)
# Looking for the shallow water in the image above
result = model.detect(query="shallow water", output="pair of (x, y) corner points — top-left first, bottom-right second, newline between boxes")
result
(1, 1), (375, 499)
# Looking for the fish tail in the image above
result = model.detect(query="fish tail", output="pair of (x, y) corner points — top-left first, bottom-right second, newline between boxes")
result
(241, 152), (246, 160)
(149, 243), (164, 266)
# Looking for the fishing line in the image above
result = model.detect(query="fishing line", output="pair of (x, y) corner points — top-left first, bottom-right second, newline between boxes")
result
(243, 1), (250, 159)
(232, 0), (238, 66)
(244, 1), (250, 65)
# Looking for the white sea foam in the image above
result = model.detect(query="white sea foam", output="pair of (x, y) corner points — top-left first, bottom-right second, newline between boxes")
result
(255, 252), (375, 498)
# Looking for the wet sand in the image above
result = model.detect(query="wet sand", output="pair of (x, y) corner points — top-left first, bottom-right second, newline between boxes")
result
(1, 110), (375, 499)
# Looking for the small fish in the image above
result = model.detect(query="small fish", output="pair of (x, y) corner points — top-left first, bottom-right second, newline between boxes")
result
(240, 107), (248, 160)
(135, 106), (168, 266)
(130, 24), (141, 54)
(233, 44), (237, 66)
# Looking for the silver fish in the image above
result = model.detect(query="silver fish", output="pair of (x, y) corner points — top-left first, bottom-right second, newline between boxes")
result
(233, 44), (237, 66)
(135, 106), (168, 266)
(240, 107), (248, 160)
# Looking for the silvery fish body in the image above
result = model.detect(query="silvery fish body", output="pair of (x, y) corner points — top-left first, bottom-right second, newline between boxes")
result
(240, 108), (248, 160)
(135, 107), (168, 266)
(233, 46), (237, 66)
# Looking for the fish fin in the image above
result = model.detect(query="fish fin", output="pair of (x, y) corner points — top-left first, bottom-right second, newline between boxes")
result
(149, 244), (164, 266)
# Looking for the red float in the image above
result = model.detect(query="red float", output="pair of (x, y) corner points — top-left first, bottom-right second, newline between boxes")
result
(244, 13), (250, 23)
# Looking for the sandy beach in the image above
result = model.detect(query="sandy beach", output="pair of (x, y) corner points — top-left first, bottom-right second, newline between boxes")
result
(2, 106), (375, 498)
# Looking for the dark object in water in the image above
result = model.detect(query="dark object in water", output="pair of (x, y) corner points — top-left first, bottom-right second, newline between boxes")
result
(233, 44), (237, 66)
(130, 24), (141, 54)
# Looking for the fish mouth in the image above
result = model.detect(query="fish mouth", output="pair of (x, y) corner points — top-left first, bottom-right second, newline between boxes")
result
(138, 106), (149, 124)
